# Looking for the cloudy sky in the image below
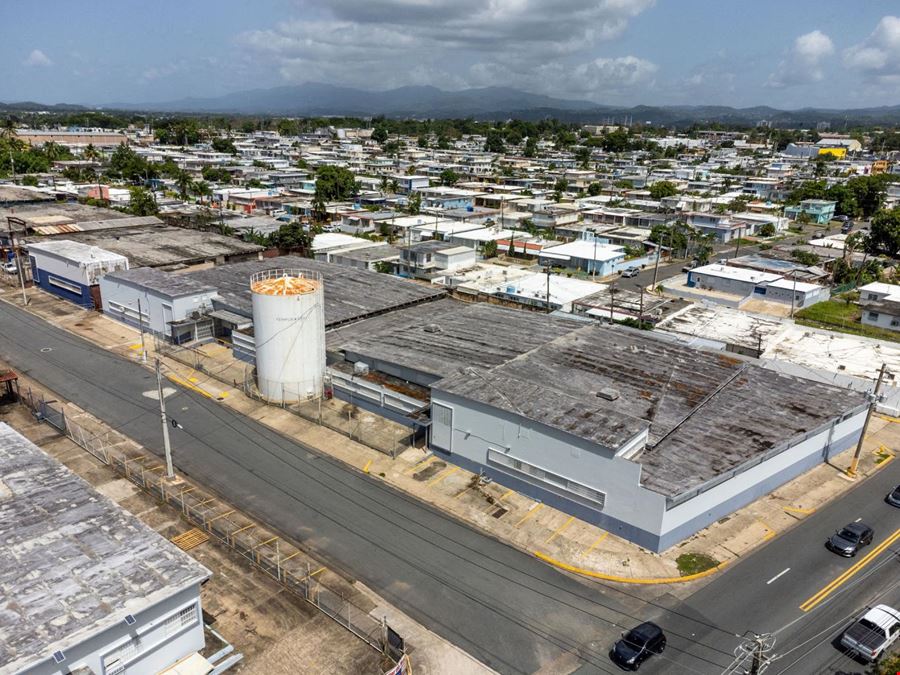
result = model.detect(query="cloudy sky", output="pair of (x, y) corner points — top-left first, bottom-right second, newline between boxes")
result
(3, 0), (900, 109)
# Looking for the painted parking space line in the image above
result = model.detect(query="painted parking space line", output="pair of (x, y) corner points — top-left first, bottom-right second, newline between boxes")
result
(427, 465), (460, 487)
(516, 502), (543, 527)
(403, 455), (435, 475)
(800, 527), (900, 612)
(581, 532), (609, 558)
(766, 568), (791, 585)
(544, 516), (575, 544)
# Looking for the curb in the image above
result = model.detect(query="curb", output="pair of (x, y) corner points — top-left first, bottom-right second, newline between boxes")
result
(533, 551), (728, 585)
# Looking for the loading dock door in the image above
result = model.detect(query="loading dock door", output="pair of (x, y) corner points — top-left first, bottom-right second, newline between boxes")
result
(431, 403), (453, 453)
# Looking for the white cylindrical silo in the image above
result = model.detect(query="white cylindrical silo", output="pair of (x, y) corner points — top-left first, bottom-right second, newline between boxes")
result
(250, 269), (326, 402)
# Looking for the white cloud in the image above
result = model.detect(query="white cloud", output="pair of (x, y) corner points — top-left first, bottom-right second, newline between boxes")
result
(23, 49), (52, 67)
(844, 16), (900, 82)
(767, 30), (833, 88)
(237, 0), (656, 100)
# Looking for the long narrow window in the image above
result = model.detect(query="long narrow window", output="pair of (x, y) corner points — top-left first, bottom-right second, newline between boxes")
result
(486, 449), (606, 510)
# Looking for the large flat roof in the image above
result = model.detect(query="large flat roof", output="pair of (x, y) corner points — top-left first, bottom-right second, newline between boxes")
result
(432, 323), (865, 498)
(188, 256), (446, 326)
(104, 267), (218, 299)
(55, 224), (264, 268)
(327, 299), (586, 383)
(0, 424), (210, 674)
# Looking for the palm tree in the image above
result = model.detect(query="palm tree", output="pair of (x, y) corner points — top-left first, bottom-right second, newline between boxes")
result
(83, 143), (101, 162)
(42, 141), (65, 162)
(192, 180), (211, 204)
(175, 170), (191, 200)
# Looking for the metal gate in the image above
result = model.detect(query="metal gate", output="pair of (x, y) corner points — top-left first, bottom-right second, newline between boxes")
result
(40, 401), (66, 433)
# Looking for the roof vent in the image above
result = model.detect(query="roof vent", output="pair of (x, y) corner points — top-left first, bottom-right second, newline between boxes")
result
(596, 388), (619, 401)
(423, 324), (443, 334)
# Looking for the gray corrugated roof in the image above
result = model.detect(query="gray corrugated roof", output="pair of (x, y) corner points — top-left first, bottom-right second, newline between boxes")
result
(0, 424), (210, 673)
(105, 267), (217, 299)
(432, 323), (866, 497)
(188, 256), (446, 326)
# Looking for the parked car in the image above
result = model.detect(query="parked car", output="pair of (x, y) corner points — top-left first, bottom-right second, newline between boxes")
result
(840, 604), (900, 662)
(826, 522), (874, 557)
(886, 484), (900, 507)
(610, 622), (667, 670)
(681, 260), (698, 273)
(835, 215), (850, 223)
(621, 266), (640, 278)
(841, 221), (854, 234)
(3, 261), (18, 274)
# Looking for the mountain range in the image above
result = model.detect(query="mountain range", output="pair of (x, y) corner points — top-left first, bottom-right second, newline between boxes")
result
(4, 82), (900, 127)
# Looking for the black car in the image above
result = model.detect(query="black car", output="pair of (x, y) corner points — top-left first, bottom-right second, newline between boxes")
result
(841, 221), (854, 234)
(611, 622), (667, 670)
(826, 522), (874, 557)
(887, 485), (900, 508)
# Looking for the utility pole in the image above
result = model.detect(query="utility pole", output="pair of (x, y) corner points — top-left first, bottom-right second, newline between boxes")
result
(789, 275), (797, 318)
(544, 265), (552, 314)
(155, 358), (175, 480)
(637, 284), (644, 326)
(7, 216), (28, 306)
(609, 287), (616, 323)
(137, 298), (147, 363)
(848, 363), (887, 476)
(723, 632), (775, 675)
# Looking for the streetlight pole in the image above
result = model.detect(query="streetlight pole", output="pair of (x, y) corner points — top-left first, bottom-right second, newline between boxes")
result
(7, 216), (28, 306)
(848, 363), (887, 476)
(137, 298), (147, 363)
(155, 358), (175, 480)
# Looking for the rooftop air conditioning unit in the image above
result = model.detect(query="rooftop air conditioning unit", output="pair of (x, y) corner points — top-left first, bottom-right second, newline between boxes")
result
(596, 388), (619, 401)
(423, 324), (443, 334)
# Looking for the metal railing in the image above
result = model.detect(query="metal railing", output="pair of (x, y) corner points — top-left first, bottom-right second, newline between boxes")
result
(18, 387), (403, 662)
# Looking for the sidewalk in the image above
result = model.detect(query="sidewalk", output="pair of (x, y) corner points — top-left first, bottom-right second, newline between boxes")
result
(4, 284), (897, 588)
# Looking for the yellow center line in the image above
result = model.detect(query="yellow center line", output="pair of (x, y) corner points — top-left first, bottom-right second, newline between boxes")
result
(545, 516), (575, 544)
(427, 465), (460, 487)
(582, 531), (609, 557)
(515, 503), (543, 527)
(800, 527), (900, 612)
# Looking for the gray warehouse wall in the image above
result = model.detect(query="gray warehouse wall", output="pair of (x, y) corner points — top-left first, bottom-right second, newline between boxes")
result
(430, 390), (667, 539)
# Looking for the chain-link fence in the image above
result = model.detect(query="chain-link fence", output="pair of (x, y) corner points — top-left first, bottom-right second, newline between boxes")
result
(243, 367), (418, 458)
(18, 388), (402, 662)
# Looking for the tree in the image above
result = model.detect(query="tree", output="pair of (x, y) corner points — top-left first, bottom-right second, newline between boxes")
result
(523, 136), (537, 158)
(758, 223), (776, 237)
(575, 146), (591, 169)
(847, 175), (889, 218)
(484, 130), (505, 153)
(587, 182), (602, 197)
(649, 180), (677, 200)
(211, 137), (237, 155)
(192, 180), (212, 203)
(483, 240), (498, 258)
(407, 192), (422, 215)
(174, 170), (192, 200)
(439, 168), (459, 186)
(436, 135), (451, 150)
(107, 143), (155, 183)
(270, 222), (312, 255)
(128, 186), (159, 216)
(869, 207), (900, 257)
(201, 166), (232, 183)
(601, 129), (630, 153)
(371, 126), (389, 144)
(417, 135), (429, 148)
(553, 177), (569, 202)
(791, 249), (820, 266)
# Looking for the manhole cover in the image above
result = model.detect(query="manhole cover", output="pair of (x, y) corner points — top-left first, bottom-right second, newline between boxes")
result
(40, 347), (52, 353)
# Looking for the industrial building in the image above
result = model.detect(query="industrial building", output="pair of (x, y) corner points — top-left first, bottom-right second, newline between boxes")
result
(0, 423), (211, 675)
(27, 240), (128, 309)
(99, 267), (221, 343)
(686, 264), (830, 308)
(426, 324), (867, 552)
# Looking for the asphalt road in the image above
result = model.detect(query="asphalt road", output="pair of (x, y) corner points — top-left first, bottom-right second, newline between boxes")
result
(646, 455), (900, 675)
(0, 300), (738, 675)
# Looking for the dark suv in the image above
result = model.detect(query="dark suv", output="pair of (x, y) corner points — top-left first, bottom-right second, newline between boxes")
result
(611, 622), (667, 670)
(826, 522), (874, 557)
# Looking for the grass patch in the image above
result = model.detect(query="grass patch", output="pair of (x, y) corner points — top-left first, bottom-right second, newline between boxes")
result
(676, 552), (720, 576)
(795, 299), (900, 343)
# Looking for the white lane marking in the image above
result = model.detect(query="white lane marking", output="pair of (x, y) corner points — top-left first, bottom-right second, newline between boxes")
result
(855, 518), (862, 522)
(766, 568), (791, 585)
